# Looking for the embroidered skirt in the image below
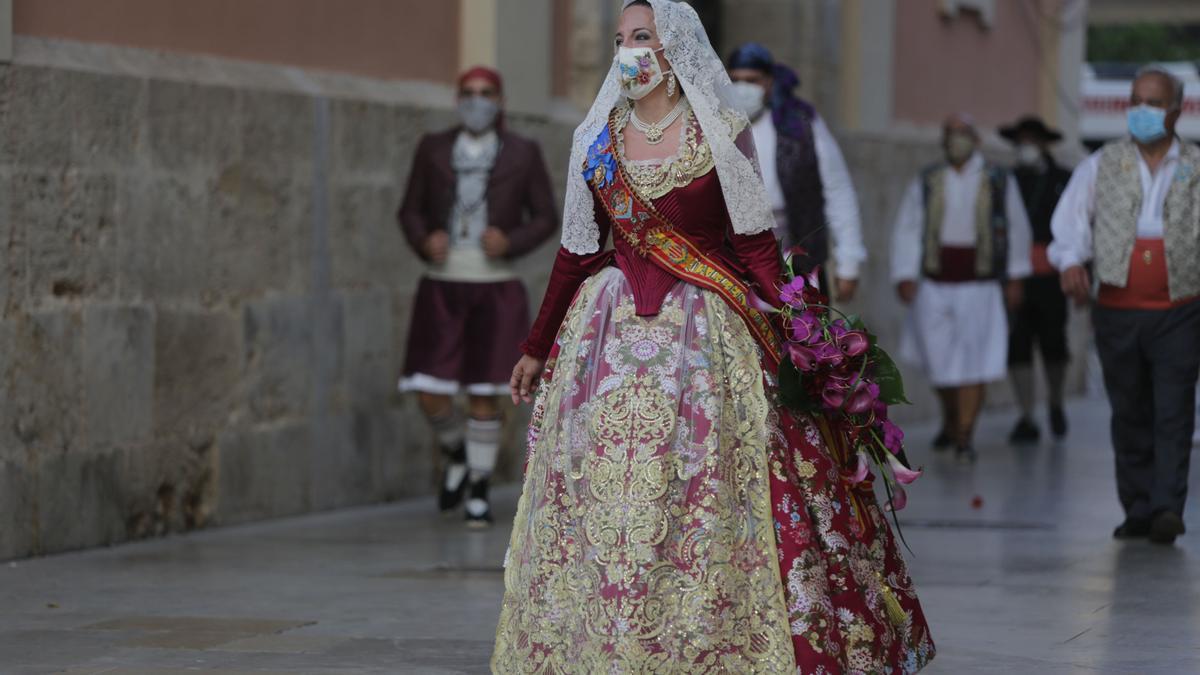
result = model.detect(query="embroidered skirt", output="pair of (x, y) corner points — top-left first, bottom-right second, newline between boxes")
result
(493, 268), (935, 673)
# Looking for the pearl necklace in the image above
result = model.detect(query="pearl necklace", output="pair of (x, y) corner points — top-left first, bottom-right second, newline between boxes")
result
(629, 97), (688, 145)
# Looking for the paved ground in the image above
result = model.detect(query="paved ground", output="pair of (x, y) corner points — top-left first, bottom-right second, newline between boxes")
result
(2, 396), (1199, 674)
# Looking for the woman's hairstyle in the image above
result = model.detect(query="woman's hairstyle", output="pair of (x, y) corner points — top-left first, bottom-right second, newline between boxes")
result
(625, 0), (653, 8)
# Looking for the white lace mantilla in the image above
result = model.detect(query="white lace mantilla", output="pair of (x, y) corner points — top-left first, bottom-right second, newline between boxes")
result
(559, 0), (774, 255)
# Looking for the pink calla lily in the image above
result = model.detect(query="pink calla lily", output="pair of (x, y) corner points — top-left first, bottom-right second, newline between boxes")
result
(850, 449), (870, 484)
(887, 452), (923, 485)
(788, 344), (819, 372)
(838, 330), (870, 358)
(845, 380), (881, 415)
(886, 485), (908, 511)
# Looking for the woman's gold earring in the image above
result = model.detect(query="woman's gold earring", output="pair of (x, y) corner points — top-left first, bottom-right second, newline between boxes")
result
(667, 72), (677, 98)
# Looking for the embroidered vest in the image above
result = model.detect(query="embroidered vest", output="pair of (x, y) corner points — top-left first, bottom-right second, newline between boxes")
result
(920, 162), (1009, 280)
(1093, 139), (1200, 301)
(777, 99), (826, 266)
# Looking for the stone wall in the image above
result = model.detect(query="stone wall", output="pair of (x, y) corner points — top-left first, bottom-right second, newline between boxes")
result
(0, 40), (1091, 560)
(0, 47), (573, 559)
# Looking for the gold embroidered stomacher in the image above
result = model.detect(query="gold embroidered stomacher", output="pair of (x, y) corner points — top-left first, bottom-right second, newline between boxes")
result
(615, 103), (717, 201)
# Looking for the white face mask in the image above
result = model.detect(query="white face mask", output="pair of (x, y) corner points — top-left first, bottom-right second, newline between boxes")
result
(1015, 143), (1042, 168)
(945, 132), (976, 164)
(458, 96), (499, 133)
(617, 45), (672, 100)
(726, 81), (767, 120)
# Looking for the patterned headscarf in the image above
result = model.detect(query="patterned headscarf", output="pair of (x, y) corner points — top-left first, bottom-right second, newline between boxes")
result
(726, 43), (811, 139)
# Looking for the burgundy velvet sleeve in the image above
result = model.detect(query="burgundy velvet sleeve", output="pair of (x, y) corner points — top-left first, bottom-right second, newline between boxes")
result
(398, 135), (435, 261)
(728, 226), (784, 307)
(520, 203), (613, 360)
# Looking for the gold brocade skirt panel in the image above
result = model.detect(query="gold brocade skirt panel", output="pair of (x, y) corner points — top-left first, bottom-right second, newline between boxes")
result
(493, 268), (795, 674)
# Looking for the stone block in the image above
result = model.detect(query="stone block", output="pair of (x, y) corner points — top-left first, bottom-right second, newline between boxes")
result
(370, 407), (435, 502)
(209, 164), (307, 298)
(0, 457), (36, 560)
(239, 90), (314, 175)
(116, 172), (211, 301)
(0, 169), (16, 312)
(216, 422), (312, 524)
(329, 182), (406, 291)
(341, 290), (396, 409)
(241, 296), (318, 424)
(118, 437), (218, 537)
(81, 305), (155, 447)
(2, 67), (72, 168)
(146, 79), (241, 172)
(153, 308), (241, 438)
(35, 447), (128, 553)
(68, 70), (145, 169)
(308, 413), (372, 511)
(13, 170), (118, 305)
(0, 310), (84, 456)
(331, 99), (405, 177)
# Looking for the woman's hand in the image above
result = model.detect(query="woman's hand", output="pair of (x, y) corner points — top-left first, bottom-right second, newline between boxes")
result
(510, 355), (546, 405)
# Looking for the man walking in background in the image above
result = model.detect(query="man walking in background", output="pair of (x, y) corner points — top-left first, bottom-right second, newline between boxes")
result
(725, 43), (867, 301)
(999, 115), (1073, 444)
(891, 113), (1033, 463)
(397, 67), (557, 527)
(1050, 65), (1200, 545)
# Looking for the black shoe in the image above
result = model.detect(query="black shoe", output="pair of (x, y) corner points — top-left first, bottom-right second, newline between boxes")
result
(1049, 406), (1068, 439)
(1008, 417), (1041, 445)
(955, 445), (977, 464)
(1113, 517), (1152, 539)
(438, 444), (468, 513)
(464, 477), (494, 529)
(933, 431), (953, 452)
(1149, 511), (1186, 545)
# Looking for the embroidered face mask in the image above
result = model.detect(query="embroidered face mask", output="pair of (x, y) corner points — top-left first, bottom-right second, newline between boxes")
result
(617, 46), (671, 100)
(458, 96), (499, 133)
(1127, 104), (1168, 143)
(726, 81), (767, 120)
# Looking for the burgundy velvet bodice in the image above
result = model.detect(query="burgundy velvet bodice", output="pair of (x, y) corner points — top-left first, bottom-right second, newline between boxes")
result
(522, 169), (783, 359)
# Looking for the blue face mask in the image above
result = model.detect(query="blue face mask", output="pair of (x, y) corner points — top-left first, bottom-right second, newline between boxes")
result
(1127, 104), (1168, 143)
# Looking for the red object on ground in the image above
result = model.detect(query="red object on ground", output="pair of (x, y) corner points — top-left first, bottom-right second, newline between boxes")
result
(971, 495), (984, 509)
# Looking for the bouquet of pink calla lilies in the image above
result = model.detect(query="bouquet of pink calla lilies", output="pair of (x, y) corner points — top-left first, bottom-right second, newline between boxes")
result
(752, 249), (923, 518)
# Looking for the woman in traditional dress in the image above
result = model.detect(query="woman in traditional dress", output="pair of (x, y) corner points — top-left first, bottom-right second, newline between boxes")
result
(493, 1), (935, 672)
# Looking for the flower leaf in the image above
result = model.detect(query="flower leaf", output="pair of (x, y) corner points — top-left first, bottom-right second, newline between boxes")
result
(870, 346), (911, 406)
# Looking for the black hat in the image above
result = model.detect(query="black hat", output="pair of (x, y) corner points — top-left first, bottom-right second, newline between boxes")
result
(999, 115), (1063, 143)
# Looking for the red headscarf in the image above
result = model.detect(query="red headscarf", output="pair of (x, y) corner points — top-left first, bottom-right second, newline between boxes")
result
(458, 66), (504, 95)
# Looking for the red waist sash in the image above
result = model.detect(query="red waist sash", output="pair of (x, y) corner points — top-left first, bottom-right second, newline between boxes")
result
(588, 121), (782, 369)
(1098, 238), (1198, 310)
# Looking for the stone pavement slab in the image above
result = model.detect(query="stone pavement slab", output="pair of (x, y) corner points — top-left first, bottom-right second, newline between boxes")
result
(0, 396), (1198, 673)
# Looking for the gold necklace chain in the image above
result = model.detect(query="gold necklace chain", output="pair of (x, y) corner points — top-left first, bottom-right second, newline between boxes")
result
(629, 96), (689, 145)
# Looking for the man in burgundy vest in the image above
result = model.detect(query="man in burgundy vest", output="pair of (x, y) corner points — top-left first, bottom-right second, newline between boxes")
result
(397, 67), (557, 527)
(1050, 66), (1200, 545)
